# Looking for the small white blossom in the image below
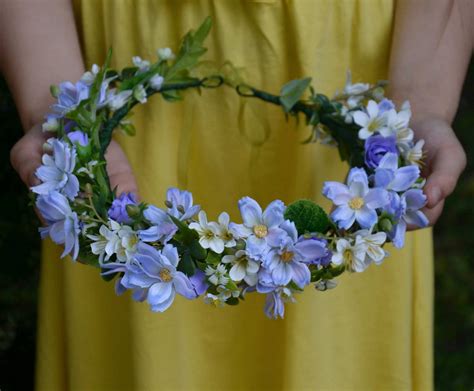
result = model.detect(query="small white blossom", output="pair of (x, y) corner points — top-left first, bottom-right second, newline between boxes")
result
(132, 56), (150, 72)
(315, 279), (338, 291)
(400, 139), (425, 166)
(157, 47), (175, 60)
(204, 293), (226, 307)
(216, 212), (236, 248)
(216, 284), (240, 301)
(77, 160), (98, 179)
(355, 230), (387, 265)
(189, 211), (225, 253)
(106, 89), (133, 111)
(80, 64), (100, 85)
(42, 117), (59, 132)
(222, 250), (259, 286)
(150, 74), (164, 90)
(205, 264), (229, 286)
(353, 100), (389, 140)
(133, 84), (147, 104)
(331, 238), (368, 272)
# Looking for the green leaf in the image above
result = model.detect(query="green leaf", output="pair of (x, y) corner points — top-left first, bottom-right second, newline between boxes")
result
(177, 253), (196, 276)
(279, 77), (312, 112)
(161, 90), (182, 102)
(226, 297), (240, 306)
(168, 215), (198, 244)
(205, 251), (221, 266)
(189, 239), (207, 260)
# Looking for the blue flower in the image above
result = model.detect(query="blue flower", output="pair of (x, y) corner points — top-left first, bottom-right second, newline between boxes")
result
(364, 135), (398, 170)
(139, 205), (178, 243)
(262, 221), (311, 288)
(108, 192), (138, 224)
(230, 197), (286, 260)
(378, 98), (395, 113)
(31, 138), (79, 200)
(36, 191), (80, 260)
(323, 168), (389, 230)
(294, 236), (332, 266)
(166, 188), (200, 221)
(67, 130), (89, 146)
(120, 243), (197, 312)
(256, 268), (295, 319)
(374, 153), (420, 192)
(385, 189), (429, 248)
(51, 81), (90, 117)
(189, 269), (209, 296)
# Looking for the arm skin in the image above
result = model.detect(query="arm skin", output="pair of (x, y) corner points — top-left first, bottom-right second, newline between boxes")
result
(389, 0), (473, 226)
(0, 0), (137, 195)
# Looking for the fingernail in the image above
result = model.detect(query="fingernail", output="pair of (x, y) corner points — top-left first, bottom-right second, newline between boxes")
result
(429, 187), (441, 206)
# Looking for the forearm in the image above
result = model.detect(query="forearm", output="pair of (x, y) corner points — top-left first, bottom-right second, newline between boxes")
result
(388, 0), (473, 124)
(0, 0), (85, 130)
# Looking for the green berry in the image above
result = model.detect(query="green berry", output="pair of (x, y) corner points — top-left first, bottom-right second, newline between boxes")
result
(284, 199), (330, 235)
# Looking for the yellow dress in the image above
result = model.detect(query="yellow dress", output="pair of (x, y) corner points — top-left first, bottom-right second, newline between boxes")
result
(36, 1), (433, 390)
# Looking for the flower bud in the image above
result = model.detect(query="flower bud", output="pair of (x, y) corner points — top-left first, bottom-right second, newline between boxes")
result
(126, 204), (141, 218)
(164, 200), (173, 208)
(378, 218), (393, 233)
(50, 84), (60, 98)
(84, 183), (93, 197)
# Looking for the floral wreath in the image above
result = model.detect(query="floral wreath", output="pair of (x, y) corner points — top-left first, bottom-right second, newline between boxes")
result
(33, 18), (428, 319)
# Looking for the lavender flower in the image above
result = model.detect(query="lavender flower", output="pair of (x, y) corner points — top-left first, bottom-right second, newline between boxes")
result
(378, 98), (395, 113)
(294, 236), (332, 266)
(230, 197), (286, 260)
(31, 138), (79, 200)
(139, 205), (177, 243)
(51, 81), (90, 117)
(364, 135), (398, 169)
(120, 243), (197, 312)
(323, 168), (389, 230)
(256, 268), (295, 319)
(67, 130), (89, 147)
(36, 191), (80, 260)
(166, 188), (200, 221)
(374, 153), (420, 192)
(108, 192), (138, 224)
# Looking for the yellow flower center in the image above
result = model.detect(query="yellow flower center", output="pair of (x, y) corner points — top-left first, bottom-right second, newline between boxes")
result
(281, 251), (294, 263)
(253, 224), (268, 238)
(349, 197), (364, 210)
(159, 268), (173, 282)
(343, 249), (353, 265)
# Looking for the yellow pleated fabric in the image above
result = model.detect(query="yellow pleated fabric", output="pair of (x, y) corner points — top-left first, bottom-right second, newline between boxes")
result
(35, 1), (434, 390)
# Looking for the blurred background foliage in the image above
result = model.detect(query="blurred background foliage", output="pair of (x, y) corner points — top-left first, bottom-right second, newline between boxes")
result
(0, 62), (473, 389)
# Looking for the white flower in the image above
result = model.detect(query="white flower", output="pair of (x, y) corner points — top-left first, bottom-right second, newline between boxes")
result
(133, 84), (147, 104)
(354, 230), (387, 265)
(204, 293), (226, 307)
(150, 74), (164, 90)
(87, 220), (138, 264)
(222, 250), (259, 286)
(132, 56), (150, 72)
(216, 212), (236, 248)
(385, 108), (412, 136)
(353, 100), (389, 140)
(42, 117), (59, 132)
(157, 47), (175, 60)
(331, 238), (368, 272)
(76, 160), (98, 179)
(189, 211), (225, 253)
(315, 279), (338, 291)
(205, 264), (229, 286)
(80, 64), (100, 85)
(400, 139), (425, 166)
(216, 284), (240, 301)
(106, 89), (133, 111)
(343, 71), (370, 96)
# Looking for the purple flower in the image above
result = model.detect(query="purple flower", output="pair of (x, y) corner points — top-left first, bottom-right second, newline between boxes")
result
(256, 268), (295, 319)
(31, 138), (79, 200)
(385, 189), (429, 248)
(230, 197), (286, 260)
(166, 188), (200, 221)
(364, 135), (398, 170)
(36, 191), (80, 260)
(51, 81), (90, 117)
(67, 130), (89, 147)
(189, 269), (209, 296)
(139, 205), (178, 243)
(294, 236), (331, 266)
(323, 168), (389, 230)
(374, 153), (420, 192)
(120, 243), (197, 312)
(108, 192), (138, 224)
(378, 98), (395, 113)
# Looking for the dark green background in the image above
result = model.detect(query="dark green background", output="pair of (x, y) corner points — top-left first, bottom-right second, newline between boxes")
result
(0, 64), (473, 389)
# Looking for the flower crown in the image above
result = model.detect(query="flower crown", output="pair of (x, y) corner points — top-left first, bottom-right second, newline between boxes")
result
(33, 18), (428, 319)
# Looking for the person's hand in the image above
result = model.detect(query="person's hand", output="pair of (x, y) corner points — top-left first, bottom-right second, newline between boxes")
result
(10, 123), (138, 197)
(411, 116), (466, 226)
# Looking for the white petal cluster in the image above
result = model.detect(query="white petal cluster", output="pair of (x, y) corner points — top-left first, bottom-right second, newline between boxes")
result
(222, 250), (259, 286)
(189, 211), (236, 254)
(205, 264), (229, 286)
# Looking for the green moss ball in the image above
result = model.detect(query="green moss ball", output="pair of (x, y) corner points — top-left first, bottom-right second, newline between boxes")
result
(284, 199), (330, 235)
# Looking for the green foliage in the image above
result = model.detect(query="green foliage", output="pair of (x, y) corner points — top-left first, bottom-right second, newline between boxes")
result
(279, 77), (312, 112)
(284, 199), (330, 235)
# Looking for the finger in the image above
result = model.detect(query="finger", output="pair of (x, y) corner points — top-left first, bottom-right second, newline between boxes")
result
(10, 127), (46, 188)
(105, 142), (139, 197)
(424, 143), (466, 208)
